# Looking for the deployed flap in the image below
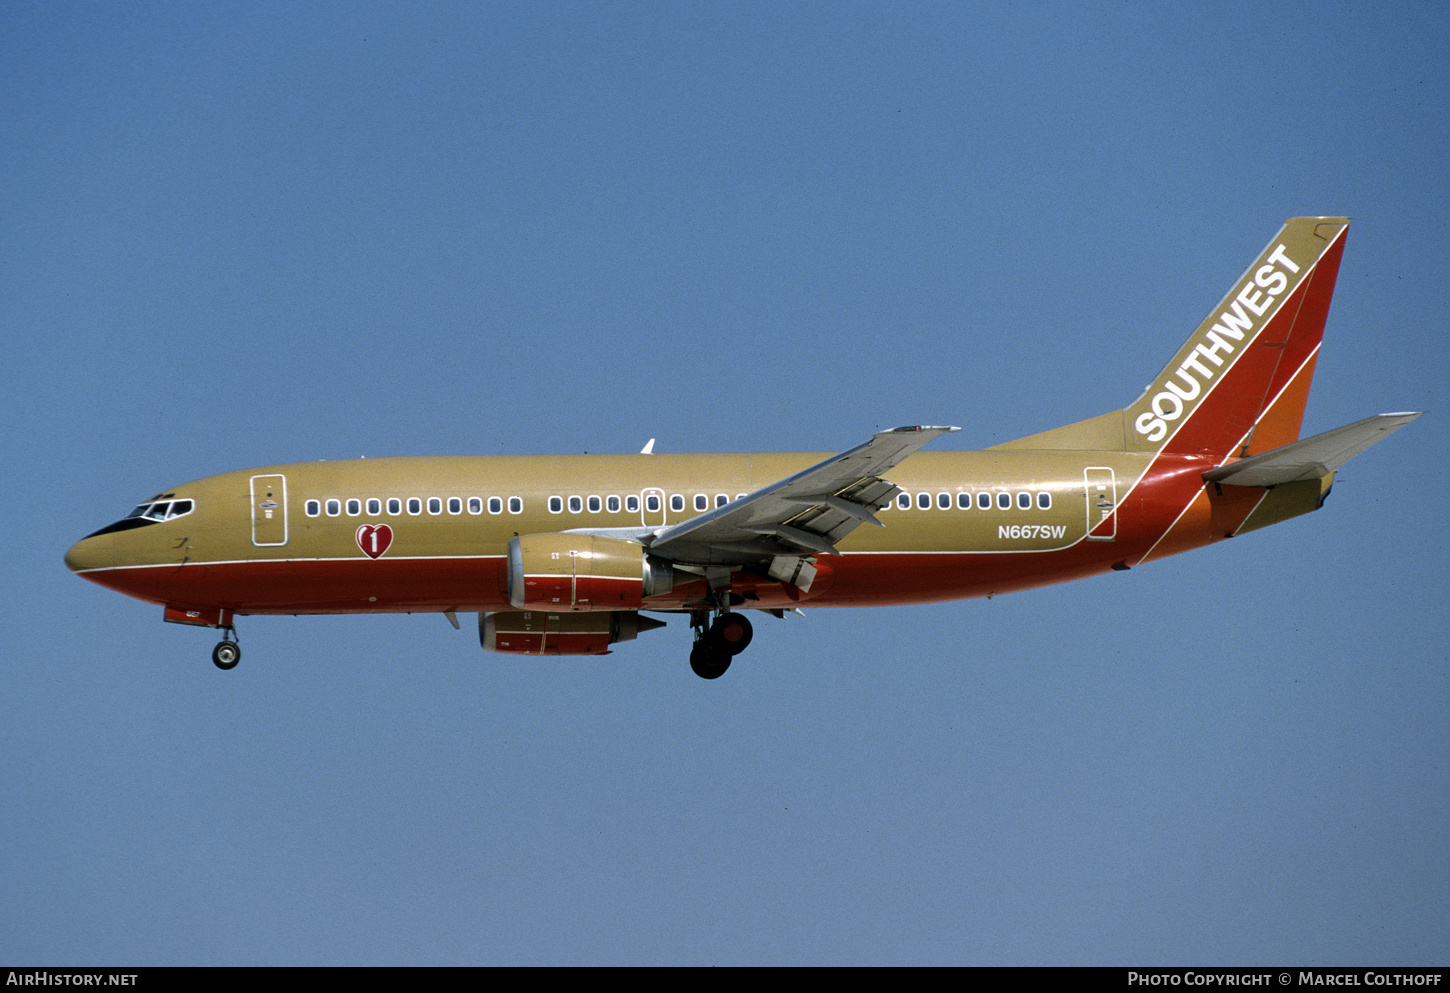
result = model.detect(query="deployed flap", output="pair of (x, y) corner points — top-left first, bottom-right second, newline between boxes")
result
(1204, 413), (1420, 487)
(647, 426), (959, 564)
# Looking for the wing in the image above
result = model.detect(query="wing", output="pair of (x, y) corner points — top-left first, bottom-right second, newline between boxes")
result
(644, 425), (959, 565)
(1204, 413), (1421, 487)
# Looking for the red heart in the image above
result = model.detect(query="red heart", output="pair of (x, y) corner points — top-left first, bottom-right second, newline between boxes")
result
(356, 524), (393, 559)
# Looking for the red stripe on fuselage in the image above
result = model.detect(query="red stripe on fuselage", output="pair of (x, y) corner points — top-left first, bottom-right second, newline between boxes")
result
(77, 556), (511, 613)
(77, 529), (1204, 615)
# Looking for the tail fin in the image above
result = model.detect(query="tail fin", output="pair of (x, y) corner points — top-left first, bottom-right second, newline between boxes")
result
(995, 217), (1349, 456)
(1131, 216), (1348, 457)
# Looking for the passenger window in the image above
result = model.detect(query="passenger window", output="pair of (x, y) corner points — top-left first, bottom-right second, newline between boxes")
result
(346, 499), (361, 516)
(997, 493), (1011, 510)
(1018, 492), (1031, 510)
(1038, 492), (1052, 510)
(626, 495), (641, 513)
(407, 498), (422, 515)
(646, 495), (660, 513)
(716, 494), (729, 508)
(508, 497), (523, 514)
(548, 496), (563, 514)
(428, 497), (442, 515)
(957, 492), (971, 509)
(938, 492), (951, 510)
(326, 499), (341, 517)
(897, 493), (911, 510)
(568, 496), (582, 513)
(387, 498), (402, 516)
(694, 494), (708, 512)
(448, 497), (462, 515)
(487, 497), (502, 515)
(917, 493), (931, 510)
(366, 498), (381, 515)
(305, 500), (321, 517)
(588, 496), (601, 513)
(468, 497), (483, 515)
(978, 492), (991, 510)
(607, 495), (620, 513)
(670, 495), (685, 512)
(736, 494), (747, 501)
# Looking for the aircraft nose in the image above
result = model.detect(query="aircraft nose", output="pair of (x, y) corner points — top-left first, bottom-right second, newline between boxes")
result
(65, 534), (114, 574)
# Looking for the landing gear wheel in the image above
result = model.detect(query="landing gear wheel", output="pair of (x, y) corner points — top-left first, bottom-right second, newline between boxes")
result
(709, 612), (753, 655)
(212, 640), (241, 670)
(689, 639), (732, 680)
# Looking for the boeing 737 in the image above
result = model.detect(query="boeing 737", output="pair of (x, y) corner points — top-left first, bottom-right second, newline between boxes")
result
(66, 217), (1418, 678)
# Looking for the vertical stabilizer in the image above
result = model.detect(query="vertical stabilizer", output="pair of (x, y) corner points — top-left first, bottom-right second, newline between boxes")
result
(994, 217), (1348, 456)
(1130, 216), (1347, 457)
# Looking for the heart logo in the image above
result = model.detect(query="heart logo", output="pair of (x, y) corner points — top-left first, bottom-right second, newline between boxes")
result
(356, 523), (393, 559)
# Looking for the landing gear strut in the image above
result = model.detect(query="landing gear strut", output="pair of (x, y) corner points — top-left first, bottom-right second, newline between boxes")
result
(211, 627), (241, 670)
(689, 609), (753, 679)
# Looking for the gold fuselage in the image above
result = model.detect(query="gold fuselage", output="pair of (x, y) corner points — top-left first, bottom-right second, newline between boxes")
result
(65, 446), (1278, 618)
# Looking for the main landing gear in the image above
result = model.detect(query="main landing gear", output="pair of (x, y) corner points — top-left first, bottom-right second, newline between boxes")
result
(689, 610), (753, 679)
(211, 627), (241, 670)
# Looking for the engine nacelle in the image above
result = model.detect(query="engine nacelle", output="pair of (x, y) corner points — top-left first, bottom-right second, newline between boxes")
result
(479, 609), (666, 656)
(507, 533), (676, 611)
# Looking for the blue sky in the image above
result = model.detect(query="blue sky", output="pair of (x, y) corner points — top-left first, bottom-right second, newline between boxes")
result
(3, 1), (1446, 965)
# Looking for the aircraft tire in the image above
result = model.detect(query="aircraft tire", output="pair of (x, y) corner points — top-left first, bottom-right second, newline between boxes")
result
(689, 639), (731, 680)
(212, 641), (241, 670)
(710, 612), (753, 656)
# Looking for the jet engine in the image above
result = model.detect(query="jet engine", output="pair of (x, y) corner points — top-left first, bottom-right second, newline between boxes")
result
(479, 609), (666, 655)
(507, 533), (677, 611)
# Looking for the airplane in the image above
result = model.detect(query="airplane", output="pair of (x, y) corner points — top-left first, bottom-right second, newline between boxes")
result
(65, 216), (1419, 679)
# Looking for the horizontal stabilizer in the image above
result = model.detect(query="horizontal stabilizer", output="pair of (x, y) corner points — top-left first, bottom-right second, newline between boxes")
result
(1204, 413), (1421, 487)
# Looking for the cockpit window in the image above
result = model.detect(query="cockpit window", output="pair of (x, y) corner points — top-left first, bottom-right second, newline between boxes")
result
(136, 499), (193, 521)
(89, 498), (194, 537)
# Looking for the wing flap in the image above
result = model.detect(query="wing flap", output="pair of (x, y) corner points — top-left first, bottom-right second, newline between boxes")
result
(647, 425), (958, 563)
(1204, 413), (1420, 487)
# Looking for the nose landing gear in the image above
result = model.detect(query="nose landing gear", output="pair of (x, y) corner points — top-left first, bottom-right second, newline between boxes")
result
(211, 628), (241, 670)
(688, 610), (753, 679)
